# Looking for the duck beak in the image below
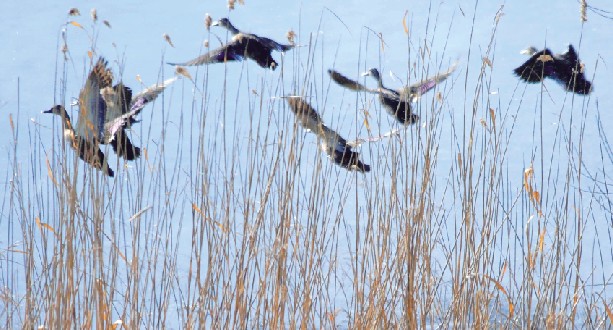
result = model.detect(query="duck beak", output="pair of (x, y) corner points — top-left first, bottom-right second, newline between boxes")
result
(42, 108), (53, 114)
(211, 20), (221, 27)
(361, 71), (371, 77)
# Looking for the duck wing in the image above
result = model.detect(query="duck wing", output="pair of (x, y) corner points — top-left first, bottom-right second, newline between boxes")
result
(328, 69), (378, 93)
(405, 61), (457, 101)
(286, 97), (370, 172)
(77, 57), (113, 142)
(554, 45), (592, 94)
(252, 34), (294, 52)
(102, 83), (132, 123)
(167, 40), (247, 66)
(286, 97), (324, 133)
(513, 48), (555, 83)
(129, 76), (179, 115)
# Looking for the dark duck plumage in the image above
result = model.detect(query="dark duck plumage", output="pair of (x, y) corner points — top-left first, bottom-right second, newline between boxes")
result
(45, 57), (177, 176)
(168, 18), (293, 70)
(44, 104), (115, 177)
(328, 63), (456, 125)
(286, 97), (370, 173)
(513, 45), (592, 95)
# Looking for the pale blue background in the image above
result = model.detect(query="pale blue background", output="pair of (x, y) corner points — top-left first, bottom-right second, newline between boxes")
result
(2, 0), (612, 326)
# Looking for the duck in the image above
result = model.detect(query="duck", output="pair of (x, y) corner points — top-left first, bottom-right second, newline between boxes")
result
(286, 97), (370, 173)
(168, 18), (294, 70)
(328, 63), (456, 125)
(513, 44), (592, 95)
(44, 104), (115, 177)
(45, 57), (177, 176)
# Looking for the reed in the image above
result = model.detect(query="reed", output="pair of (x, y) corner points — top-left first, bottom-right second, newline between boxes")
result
(2, 3), (611, 329)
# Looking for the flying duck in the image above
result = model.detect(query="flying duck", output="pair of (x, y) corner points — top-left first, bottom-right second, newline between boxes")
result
(513, 45), (592, 94)
(286, 97), (370, 173)
(168, 18), (293, 70)
(328, 63), (456, 125)
(45, 57), (177, 176)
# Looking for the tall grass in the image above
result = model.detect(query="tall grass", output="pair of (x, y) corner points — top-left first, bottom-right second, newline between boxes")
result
(2, 3), (613, 329)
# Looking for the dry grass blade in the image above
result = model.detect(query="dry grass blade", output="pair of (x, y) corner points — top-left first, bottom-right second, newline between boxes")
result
(604, 300), (613, 325)
(483, 274), (515, 319)
(192, 203), (227, 232)
(402, 10), (409, 35)
(35, 217), (57, 238)
(538, 228), (546, 253)
(45, 157), (58, 187)
(129, 206), (152, 222)
(9, 113), (14, 134)
(68, 21), (84, 29)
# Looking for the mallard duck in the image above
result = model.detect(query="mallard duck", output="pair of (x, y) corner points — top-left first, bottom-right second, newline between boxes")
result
(286, 97), (370, 173)
(168, 18), (293, 70)
(513, 45), (592, 94)
(44, 104), (115, 177)
(328, 63), (456, 125)
(45, 57), (177, 176)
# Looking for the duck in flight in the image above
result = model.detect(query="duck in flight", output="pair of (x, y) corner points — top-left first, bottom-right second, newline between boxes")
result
(286, 97), (370, 173)
(513, 44), (592, 95)
(328, 63), (456, 125)
(168, 18), (293, 70)
(45, 57), (177, 176)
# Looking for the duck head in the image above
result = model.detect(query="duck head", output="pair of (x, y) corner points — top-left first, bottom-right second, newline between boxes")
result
(43, 105), (69, 117)
(212, 17), (240, 34)
(362, 68), (381, 80)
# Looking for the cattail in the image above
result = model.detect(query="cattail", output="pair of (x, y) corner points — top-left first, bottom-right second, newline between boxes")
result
(228, 0), (235, 10)
(175, 66), (193, 82)
(204, 14), (212, 31)
(286, 30), (296, 45)
(580, 0), (587, 22)
(68, 8), (80, 16)
(482, 57), (493, 68)
(90, 8), (98, 22)
(162, 33), (175, 47)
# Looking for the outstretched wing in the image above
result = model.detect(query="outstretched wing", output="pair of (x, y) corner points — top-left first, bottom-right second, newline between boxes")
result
(555, 45), (592, 94)
(102, 75), (178, 159)
(253, 35), (294, 52)
(328, 69), (378, 93)
(513, 48), (555, 83)
(286, 97), (370, 172)
(405, 61), (458, 101)
(102, 83), (132, 124)
(77, 57), (113, 142)
(129, 76), (179, 114)
(286, 97), (324, 133)
(167, 41), (246, 66)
